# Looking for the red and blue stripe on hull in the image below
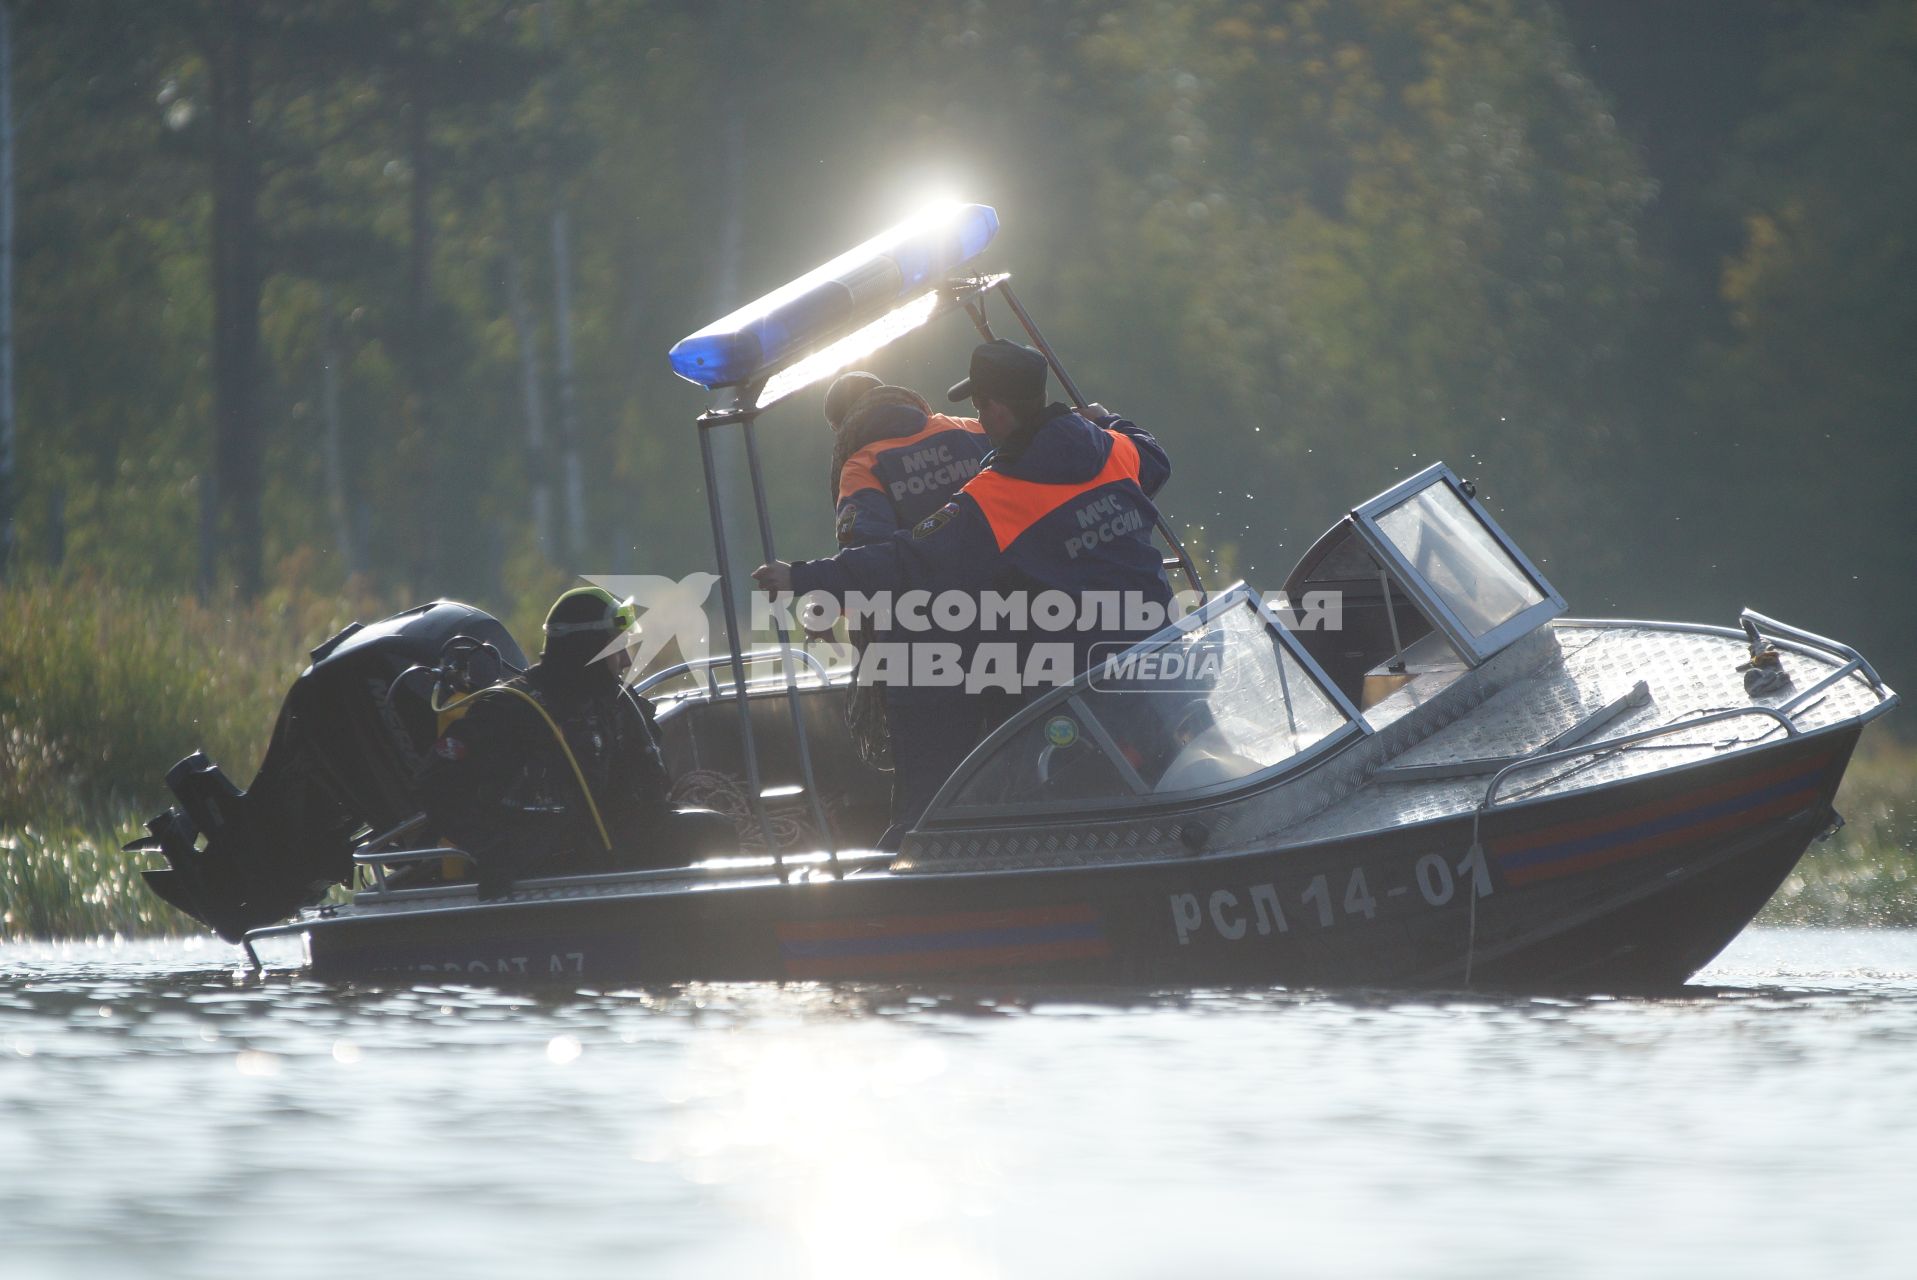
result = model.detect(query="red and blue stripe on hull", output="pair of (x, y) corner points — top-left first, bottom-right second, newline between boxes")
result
(1490, 749), (1838, 887)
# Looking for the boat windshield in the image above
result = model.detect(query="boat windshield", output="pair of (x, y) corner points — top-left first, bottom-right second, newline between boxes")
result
(1350, 464), (1564, 665)
(1374, 483), (1544, 637)
(923, 589), (1359, 822)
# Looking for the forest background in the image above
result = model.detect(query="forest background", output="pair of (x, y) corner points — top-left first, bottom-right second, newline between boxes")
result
(1, 0), (1912, 932)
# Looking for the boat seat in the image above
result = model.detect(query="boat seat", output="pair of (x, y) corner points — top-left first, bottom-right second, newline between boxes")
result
(653, 683), (891, 849)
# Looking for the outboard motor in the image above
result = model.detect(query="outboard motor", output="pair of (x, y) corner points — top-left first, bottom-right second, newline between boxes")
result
(128, 601), (527, 941)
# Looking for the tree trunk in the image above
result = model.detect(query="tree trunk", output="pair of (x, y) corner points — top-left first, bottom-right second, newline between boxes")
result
(318, 286), (360, 576)
(503, 242), (554, 554)
(0, 0), (16, 581)
(196, 469), (216, 596)
(45, 480), (62, 569)
(550, 205), (586, 560)
(207, 0), (263, 596)
(535, 0), (585, 564)
(403, 9), (438, 586)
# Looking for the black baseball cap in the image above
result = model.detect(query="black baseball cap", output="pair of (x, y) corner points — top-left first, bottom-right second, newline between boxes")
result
(823, 370), (883, 429)
(947, 339), (1049, 404)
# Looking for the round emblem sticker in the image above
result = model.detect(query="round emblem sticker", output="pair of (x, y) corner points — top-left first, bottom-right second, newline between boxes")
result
(1044, 715), (1079, 748)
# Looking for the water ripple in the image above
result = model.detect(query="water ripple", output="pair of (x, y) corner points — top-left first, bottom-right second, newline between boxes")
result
(2, 928), (1915, 1278)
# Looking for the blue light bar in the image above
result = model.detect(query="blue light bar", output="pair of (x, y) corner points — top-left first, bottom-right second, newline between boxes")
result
(669, 202), (999, 390)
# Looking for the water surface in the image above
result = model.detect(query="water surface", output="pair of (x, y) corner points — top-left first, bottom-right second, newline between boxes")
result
(3, 927), (1914, 1278)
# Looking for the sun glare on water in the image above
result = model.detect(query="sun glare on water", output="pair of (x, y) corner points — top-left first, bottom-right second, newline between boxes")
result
(657, 1024), (995, 1277)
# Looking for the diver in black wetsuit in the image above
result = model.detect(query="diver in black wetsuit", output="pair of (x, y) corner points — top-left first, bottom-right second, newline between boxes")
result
(418, 586), (723, 896)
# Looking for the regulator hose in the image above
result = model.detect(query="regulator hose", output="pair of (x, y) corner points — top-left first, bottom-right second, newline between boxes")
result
(432, 682), (614, 853)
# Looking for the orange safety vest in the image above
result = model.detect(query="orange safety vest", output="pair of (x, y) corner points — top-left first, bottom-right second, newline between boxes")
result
(962, 430), (1145, 551)
(837, 413), (989, 502)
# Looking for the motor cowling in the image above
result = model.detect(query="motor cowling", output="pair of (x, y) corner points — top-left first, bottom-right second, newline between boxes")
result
(131, 600), (527, 941)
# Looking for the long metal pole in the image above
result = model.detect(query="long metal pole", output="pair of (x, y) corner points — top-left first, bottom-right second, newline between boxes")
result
(995, 282), (1206, 603)
(961, 296), (996, 342)
(697, 413), (772, 851)
(995, 283), (1089, 408)
(740, 417), (837, 859)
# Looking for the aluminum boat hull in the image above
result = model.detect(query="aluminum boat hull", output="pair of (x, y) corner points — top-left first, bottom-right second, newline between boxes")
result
(292, 723), (1856, 991)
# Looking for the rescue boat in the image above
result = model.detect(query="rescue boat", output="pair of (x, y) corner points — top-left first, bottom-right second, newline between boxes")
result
(131, 204), (1896, 990)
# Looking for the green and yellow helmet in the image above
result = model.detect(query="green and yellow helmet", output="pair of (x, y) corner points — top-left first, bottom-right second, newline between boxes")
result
(541, 585), (636, 663)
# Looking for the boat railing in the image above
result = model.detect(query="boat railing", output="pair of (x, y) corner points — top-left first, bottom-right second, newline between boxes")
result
(1558, 612), (1890, 701)
(1740, 608), (1886, 694)
(1774, 657), (1878, 722)
(1550, 610), (1895, 740)
(354, 813), (429, 859)
(348, 846), (885, 898)
(631, 645), (841, 699)
(1477, 705), (1799, 812)
(351, 845), (477, 893)
(237, 846), (889, 968)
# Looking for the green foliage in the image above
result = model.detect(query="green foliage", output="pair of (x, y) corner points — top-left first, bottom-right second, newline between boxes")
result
(0, 822), (196, 939)
(1033, 0), (1657, 580)
(1676, 0), (1917, 690)
(1759, 730), (1917, 926)
(0, 574), (384, 830)
(7, 0), (1911, 659)
(0, 570), (565, 940)
(5, 0), (1668, 605)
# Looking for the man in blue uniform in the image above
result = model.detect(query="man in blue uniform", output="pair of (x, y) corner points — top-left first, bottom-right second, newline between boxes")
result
(756, 341), (1173, 844)
(823, 370), (991, 548)
(819, 370), (994, 840)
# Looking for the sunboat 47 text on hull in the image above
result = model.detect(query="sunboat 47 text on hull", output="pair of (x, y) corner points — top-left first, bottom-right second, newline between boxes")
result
(131, 203), (1896, 990)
